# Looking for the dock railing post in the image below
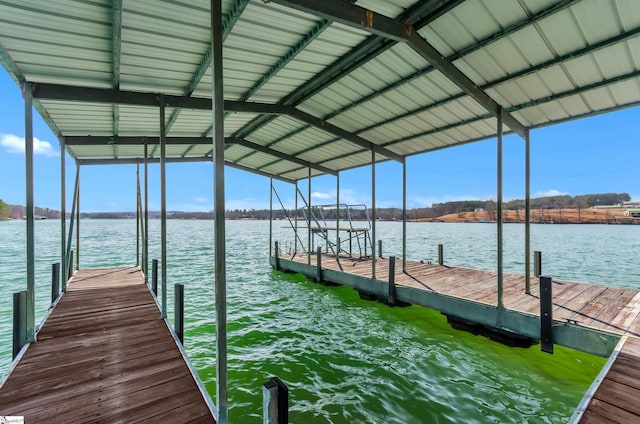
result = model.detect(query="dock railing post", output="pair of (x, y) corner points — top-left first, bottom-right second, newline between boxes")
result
(152, 259), (158, 295)
(540, 275), (553, 354)
(68, 250), (74, 281)
(263, 377), (288, 424)
(534, 251), (542, 277)
(51, 262), (60, 305)
(175, 283), (184, 344)
(388, 256), (396, 306)
(316, 246), (322, 283)
(13, 291), (27, 359)
(438, 244), (444, 266)
(378, 239), (382, 258)
(274, 241), (280, 271)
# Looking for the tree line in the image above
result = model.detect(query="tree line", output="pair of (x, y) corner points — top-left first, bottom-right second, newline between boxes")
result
(1, 192), (631, 221)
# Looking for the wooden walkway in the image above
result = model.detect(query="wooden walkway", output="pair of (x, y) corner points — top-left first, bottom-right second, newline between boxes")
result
(577, 336), (640, 423)
(0, 266), (215, 423)
(289, 254), (640, 339)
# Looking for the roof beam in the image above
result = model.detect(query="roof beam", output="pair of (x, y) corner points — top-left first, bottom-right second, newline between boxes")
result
(270, 0), (527, 139)
(111, 0), (123, 159)
(288, 109), (403, 162)
(226, 137), (337, 176)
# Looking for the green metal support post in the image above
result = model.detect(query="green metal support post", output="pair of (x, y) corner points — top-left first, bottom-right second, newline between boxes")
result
(211, 0), (228, 421)
(307, 167), (311, 265)
(76, 164), (80, 271)
(525, 129), (531, 294)
(497, 107), (504, 311)
(136, 162), (140, 266)
(60, 136), (67, 291)
(371, 148), (376, 280)
(269, 176), (273, 257)
(23, 81), (35, 342)
(336, 172), (340, 256)
(160, 94), (167, 319)
(144, 139), (149, 283)
(402, 158), (407, 273)
(294, 182), (298, 255)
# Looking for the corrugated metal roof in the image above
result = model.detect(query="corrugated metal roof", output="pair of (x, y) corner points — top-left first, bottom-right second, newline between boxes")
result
(1, 0), (639, 181)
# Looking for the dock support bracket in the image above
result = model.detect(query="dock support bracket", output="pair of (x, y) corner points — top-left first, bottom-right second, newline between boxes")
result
(316, 246), (322, 283)
(13, 291), (27, 359)
(540, 275), (553, 354)
(388, 256), (396, 305)
(438, 244), (444, 266)
(534, 251), (542, 277)
(175, 283), (184, 344)
(152, 259), (158, 295)
(274, 241), (280, 271)
(263, 376), (288, 424)
(51, 262), (60, 305)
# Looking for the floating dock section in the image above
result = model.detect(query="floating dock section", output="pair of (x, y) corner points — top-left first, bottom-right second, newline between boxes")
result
(0, 266), (216, 423)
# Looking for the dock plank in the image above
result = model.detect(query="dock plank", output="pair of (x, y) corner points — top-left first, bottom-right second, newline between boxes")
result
(0, 266), (215, 423)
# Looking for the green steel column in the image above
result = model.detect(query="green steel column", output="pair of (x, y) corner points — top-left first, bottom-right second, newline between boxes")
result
(159, 94), (167, 319)
(402, 158), (407, 273)
(371, 148), (376, 280)
(269, 177), (273, 257)
(60, 137), (67, 292)
(497, 108), (504, 310)
(23, 81), (35, 342)
(294, 181), (298, 254)
(65, 170), (79, 280)
(211, 0), (228, 421)
(307, 167), (311, 265)
(144, 139), (149, 283)
(336, 172), (340, 256)
(136, 162), (140, 266)
(76, 164), (80, 271)
(525, 130), (531, 294)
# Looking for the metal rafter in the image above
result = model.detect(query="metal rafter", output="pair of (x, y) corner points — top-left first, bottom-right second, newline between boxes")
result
(269, 0), (527, 138)
(231, 0), (461, 162)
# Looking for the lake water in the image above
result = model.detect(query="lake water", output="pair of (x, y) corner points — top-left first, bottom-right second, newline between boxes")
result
(2, 219), (639, 422)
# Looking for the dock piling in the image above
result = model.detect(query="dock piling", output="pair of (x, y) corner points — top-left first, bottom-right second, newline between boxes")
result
(263, 377), (288, 424)
(534, 251), (542, 277)
(540, 275), (553, 354)
(51, 262), (60, 304)
(68, 250), (74, 280)
(388, 256), (396, 305)
(175, 283), (184, 344)
(378, 240), (383, 258)
(316, 246), (322, 283)
(13, 291), (27, 359)
(274, 241), (280, 271)
(438, 244), (444, 266)
(152, 259), (158, 295)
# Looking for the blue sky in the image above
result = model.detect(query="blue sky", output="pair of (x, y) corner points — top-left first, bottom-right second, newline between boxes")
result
(1, 68), (639, 212)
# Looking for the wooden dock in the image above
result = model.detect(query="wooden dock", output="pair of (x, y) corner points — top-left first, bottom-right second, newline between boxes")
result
(277, 253), (640, 356)
(574, 336), (640, 423)
(0, 266), (216, 423)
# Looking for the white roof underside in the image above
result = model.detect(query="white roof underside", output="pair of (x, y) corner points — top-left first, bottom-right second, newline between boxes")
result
(1, 0), (639, 182)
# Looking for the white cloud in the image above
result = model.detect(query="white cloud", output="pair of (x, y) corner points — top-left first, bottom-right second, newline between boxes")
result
(311, 191), (331, 200)
(534, 189), (569, 198)
(193, 196), (208, 204)
(0, 133), (59, 157)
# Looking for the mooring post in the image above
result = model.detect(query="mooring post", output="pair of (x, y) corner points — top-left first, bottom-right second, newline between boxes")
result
(152, 259), (158, 295)
(378, 239), (382, 258)
(438, 244), (444, 266)
(51, 262), (60, 305)
(316, 246), (322, 283)
(534, 251), (542, 277)
(13, 291), (27, 359)
(175, 283), (184, 344)
(540, 275), (553, 354)
(263, 377), (288, 424)
(274, 241), (280, 271)
(68, 250), (74, 281)
(388, 256), (396, 305)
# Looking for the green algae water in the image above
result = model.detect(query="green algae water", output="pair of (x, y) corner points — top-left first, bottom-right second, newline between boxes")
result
(2, 220), (638, 422)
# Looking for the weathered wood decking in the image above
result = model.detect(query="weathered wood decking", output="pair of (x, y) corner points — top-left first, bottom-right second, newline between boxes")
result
(576, 336), (640, 423)
(0, 266), (215, 423)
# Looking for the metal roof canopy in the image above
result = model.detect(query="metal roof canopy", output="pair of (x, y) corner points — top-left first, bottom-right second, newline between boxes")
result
(1, 0), (640, 182)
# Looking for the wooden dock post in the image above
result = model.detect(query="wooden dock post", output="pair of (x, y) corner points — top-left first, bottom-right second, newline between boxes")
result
(534, 251), (542, 277)
(274, 241), (280, 271)
(540, 275), (553, 354)
(51, 262), (60, 304)
(175, 283), (184, 344)
(316, 246), (322, 283)
(388, 256), (396, 305)
(68, 250), (74, 280)
(378, 239), (383, 258)
(13, 291), (26, 359)
(152, 259), (158, 295)
(263, 377), (288, 424)
(438, 244), (444, 265)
